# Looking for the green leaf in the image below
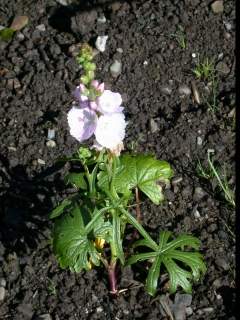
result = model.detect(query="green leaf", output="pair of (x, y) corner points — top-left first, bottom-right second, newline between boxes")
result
(49, 198), (73, 219)
(127, 231), (206, 296)
(0, 28), (15, 41)
(98, 154), (173, 204)
(53, 203), (100, 272)
(112, 212), (125, 264)
(64, 173), (87, 190)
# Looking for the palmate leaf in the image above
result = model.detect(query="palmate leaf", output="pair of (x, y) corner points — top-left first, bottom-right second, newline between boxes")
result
(53, 202), (112, 272)
(127, 231), (206, 296)
(98, 154), (173, 204)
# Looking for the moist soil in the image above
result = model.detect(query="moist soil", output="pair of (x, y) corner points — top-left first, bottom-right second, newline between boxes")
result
(0, 0), (236, 319)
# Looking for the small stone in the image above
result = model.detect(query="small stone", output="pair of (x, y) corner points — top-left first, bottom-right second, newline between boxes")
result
(116, 48), (123, 53)
(178, 85), (191, 96)
(0, 279), (6, 287)
(95, 35), (108, 52)
(197, 136), (203, 146)
(193, 187), (205, 201)
(150, 118), (159, 133)
(46, 140), (56, 148)
(160, 85), (172, 95)
(202, 307), (214, 313)
(224, 21), (232, 31)
(10, 16), (29, 31)
(37, 158), (45, 165)
(172, 176), (183, 185)
(143, 60), (148, 65)
(36, 24), (46, 32)
(110, 60), (122, 77)
(8, 146), (17, 152)
(193, 208), (201, 219)
(211, 1), (224, 14)
(216, 61), (230, 75)
(36, 314), (52, 320)
(213, 279), (221, 289)
(192, 53), (197, 58)
(47, 129), (55, 140)
(97, 15), (106, 23)
(56, 0), (69, 5)
(0, 287), (6, 301)
(16, 32), (25, 41)
(185, 307), (193, 316)
(96, 307), (103, 313)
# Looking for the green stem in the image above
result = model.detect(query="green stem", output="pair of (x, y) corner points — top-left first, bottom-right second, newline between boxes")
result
(120, 206), (159, 251)
(85, 206), (112, 234)
(207, 152), (235, 207)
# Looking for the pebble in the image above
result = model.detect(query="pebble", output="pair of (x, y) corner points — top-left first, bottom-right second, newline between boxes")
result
(175, 293), (192, 307)
(211, 1), (224, 13)
(178, 85), (191, 96)
(116, 47), (123, 53)
(46, 140), (56, 148)
(197, 136), (203, 146)
(172, 176), (183, 185)
(150, 118), (159, 133)
(47, 129), (55, 140)
(202, 307), (214, 313)
(224, 21), (232, 31)
(193, 187), (205, 201)
(185, 307), (193, 316)
(160, 85), (172, 95)
(192, 53), (197, 58)
(96, 307), (103, 313)
(36, 24), (46, 32)
(216, 61), (230, 75)
(36, 314), (52, 320)
(95, 35), (108, 52)
(110, 60), (122, 77)
(10, 16), (29, 31)
(0, 286), (6, 301)
(56, 0), (69, 5)
(193, 207), (201, 219)
(0, 279), (6, 287)
(37, 158), (46, 165)
(97, 15), (106, 23)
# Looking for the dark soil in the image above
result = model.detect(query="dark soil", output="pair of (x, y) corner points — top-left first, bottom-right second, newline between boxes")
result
(0, 0), (235, 319)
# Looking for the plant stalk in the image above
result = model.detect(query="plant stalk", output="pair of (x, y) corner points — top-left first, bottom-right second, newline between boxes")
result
(108, 261), (118, 295)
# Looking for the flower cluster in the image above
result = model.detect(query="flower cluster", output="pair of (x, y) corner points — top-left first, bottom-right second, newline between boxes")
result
(68, 81), (126, 155)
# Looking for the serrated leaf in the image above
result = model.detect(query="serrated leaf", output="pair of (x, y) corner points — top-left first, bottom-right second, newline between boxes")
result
(49, 198), (73, 219)
(112, 212), (124, 264)
(64, 172), (87, 190)
(127, 231), (206, 296)
(53, 203), (100, 272)
(98, 154), (173, 204)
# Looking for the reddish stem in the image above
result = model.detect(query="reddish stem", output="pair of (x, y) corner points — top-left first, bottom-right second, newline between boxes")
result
(108, 262), (118, 295)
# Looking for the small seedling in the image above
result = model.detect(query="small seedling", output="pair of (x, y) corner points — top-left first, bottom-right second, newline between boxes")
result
(197, 151), (235, 207)
(47, 278), (57, 295)
(206, 74), (219, 113)
(170, 26), (187, 49)
(193, 57), (215, 81)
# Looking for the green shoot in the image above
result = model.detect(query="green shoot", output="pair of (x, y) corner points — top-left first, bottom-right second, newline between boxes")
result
(171, 26), (187, 49)
(193, 57), (215, 81)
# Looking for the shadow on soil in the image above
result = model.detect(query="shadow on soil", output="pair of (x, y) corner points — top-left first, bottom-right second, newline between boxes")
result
(0, 156), (66, 253)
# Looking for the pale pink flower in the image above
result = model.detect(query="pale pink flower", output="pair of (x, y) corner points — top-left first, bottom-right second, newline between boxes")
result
(97, 90), (123, 114)
(95, 113), (126, 149)
(67, 106), (97, 142)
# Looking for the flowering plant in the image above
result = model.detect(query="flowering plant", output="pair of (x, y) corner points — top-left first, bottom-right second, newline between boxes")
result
(50, 44), (206, 296)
